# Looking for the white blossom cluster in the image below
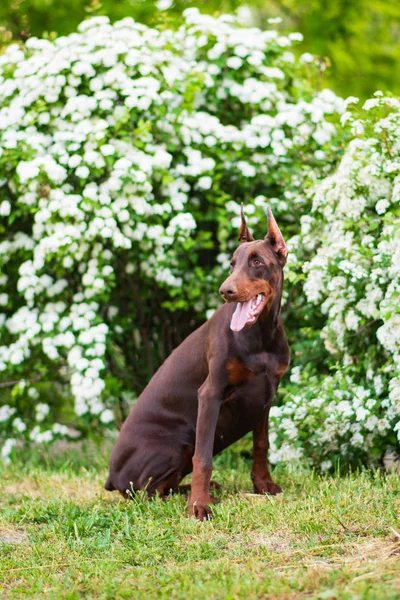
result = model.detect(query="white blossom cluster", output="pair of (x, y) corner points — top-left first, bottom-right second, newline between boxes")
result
(269, 369), (391, 469)
(275, 94), (400, 468)
(0, 10), (343, 462)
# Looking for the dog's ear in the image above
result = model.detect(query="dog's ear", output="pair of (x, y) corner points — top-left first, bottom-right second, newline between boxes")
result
(265, 207), (287, 262)
(238, 203), (254, 244)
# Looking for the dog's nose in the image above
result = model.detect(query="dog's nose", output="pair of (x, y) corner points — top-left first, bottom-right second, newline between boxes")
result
(219, 282), (237, 300)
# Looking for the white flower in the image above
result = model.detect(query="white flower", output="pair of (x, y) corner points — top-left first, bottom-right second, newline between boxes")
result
(289, 32), (303, 42)
(0, 405), (16, 422)
(68, 155), (82, 168)
(1, 439), (16, 464)
(13, 417), (27, 432)
(53, 423), (69, 435)
(156, 0), (173, 9)
(344, 96), (359, 107)
(100, 409), (114, 423)
(0, 200), (11, 216)
(197, 176), (212, 190)
(375, 199), (389, 215)
(100, 144), (115, 156)
(345, 310), (359, 331)
(289, 366), (301, 384)
(63, 256), (74, 268)
(35, 403), (50, 422)
(76, 166), (90, 179)
(237, 161), (256, 177)
(227, 57), (243, 70)
(320, 460), (332, 472)
(312, 127), (332, 145)
(16, 162), (40, 183)
(43, 159), (67, 183)
(10, 349), (24, 365)
(300, 53), (314, 63)
(169, 212), (196, 233)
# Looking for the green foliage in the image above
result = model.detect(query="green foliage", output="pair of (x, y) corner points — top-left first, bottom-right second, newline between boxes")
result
(274, 95), (400, 469)
(1, 8), (400, 472)
(0, 12), (343, 458)
(256, 0), (400, 99)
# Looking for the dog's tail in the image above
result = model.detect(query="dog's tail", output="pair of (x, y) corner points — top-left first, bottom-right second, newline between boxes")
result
(104, 474), (115, 491)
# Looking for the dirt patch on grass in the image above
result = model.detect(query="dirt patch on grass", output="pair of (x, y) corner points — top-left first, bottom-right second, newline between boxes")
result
(244, 530), (400, 570)
(4, 480), (43, 499)
(4, 475), (111, 504)
(248, 532), (292, 553)
(287, 536), (400, 575)
(345, 536), (400, 564)
(0, 525), (28, 546)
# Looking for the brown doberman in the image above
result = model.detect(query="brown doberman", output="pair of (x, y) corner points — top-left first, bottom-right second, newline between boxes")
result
(105, 206), (290, 520)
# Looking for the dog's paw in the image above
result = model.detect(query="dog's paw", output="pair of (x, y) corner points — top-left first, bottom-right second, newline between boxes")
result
(189, 496), (218, 521)
(254, 480), (282, 496)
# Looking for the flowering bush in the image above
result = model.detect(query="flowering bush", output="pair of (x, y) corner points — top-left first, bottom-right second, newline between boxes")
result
(271, 94), (400, 470)
(0, 10), (345, 463)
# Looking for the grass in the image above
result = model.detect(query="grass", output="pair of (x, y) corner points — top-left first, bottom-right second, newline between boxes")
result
(1, 444), (400, 599)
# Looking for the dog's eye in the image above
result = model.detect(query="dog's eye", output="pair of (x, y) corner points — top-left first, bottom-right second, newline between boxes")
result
(230, 261), (235, 269)
(252, 258), (262, 267)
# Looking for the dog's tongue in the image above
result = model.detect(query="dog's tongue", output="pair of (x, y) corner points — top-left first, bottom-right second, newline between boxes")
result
(230, 300), (252, 332)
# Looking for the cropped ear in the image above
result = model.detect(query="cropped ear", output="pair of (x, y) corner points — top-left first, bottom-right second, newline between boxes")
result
(265, 207), (287, 262)
(238, 203), (254, 244)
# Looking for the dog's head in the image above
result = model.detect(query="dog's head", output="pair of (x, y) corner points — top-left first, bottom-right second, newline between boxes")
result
(219, 206), (287, 332)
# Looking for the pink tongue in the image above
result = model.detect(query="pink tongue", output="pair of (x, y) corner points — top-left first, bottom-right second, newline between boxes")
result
(230, 300), (253, 332)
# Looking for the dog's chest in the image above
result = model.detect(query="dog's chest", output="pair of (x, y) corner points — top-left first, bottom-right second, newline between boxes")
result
(226, 351), (278, 387)
(226, 352), (289, 386)
(226, 358), (256, 386)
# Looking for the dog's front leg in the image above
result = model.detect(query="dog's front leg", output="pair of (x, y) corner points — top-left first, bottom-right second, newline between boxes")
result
(251, 406), (282, 495)
(189, 377), (222, 521)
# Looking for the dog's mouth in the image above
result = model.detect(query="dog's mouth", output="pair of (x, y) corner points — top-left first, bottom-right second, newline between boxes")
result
(230, 293), (267, 332)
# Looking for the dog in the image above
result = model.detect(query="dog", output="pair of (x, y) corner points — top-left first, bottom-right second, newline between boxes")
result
(105, 206), (289, 520)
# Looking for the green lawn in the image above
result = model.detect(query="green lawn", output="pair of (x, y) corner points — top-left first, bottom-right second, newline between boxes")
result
(1, 446), (400, 599)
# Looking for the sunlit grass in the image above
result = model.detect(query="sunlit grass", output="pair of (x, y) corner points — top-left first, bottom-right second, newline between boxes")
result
(1, 445), (400, 599)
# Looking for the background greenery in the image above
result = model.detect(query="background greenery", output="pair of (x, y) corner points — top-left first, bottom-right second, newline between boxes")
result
(0, 11), (347, 463)
(1, 0), (400, 100)
(1, 5), (400, 469)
